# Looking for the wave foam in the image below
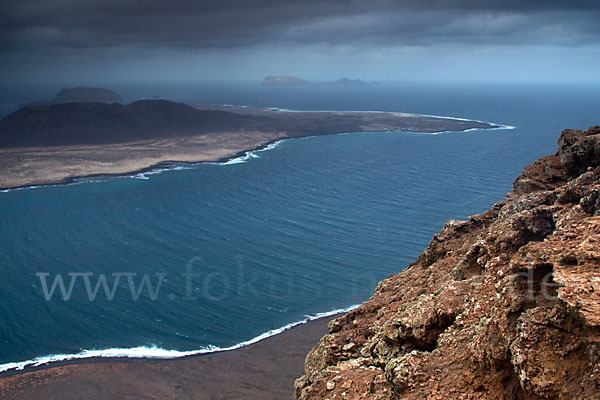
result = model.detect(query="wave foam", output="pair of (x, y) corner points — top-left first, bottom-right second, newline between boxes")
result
(218, 140), (283, 165)
(407, 124), (516, 136)
(0, 303), (359, 373)
(131, 165), (192, 180)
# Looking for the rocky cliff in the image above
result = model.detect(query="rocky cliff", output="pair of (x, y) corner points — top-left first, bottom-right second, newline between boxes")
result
(295, 126), (600, 399)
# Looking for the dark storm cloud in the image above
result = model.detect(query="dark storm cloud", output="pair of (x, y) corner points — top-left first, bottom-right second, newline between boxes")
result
(1, 0), (599, 52)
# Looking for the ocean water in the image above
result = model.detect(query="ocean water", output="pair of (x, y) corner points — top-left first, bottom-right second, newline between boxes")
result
(0, 83), (598, 371)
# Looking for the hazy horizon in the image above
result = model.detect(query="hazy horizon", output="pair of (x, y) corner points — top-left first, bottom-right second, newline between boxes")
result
(2, 0), (600, 86)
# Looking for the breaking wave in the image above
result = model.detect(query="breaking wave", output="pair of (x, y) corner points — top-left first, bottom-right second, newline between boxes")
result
(0, 304), (359, 374)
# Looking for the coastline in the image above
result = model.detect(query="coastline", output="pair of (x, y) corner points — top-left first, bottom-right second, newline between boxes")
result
(0, 136), (284, 192)
(0, 122), (508, 193)
(0, 312), (342, 399)
(0, 106), (510, 395)
(0, 132), (288, 191)
(0, 304), (358, 375)
(0, 104), (506, 191)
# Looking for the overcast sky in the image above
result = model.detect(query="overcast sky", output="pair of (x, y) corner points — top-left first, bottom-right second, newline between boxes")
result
(1, 0), (599, 84)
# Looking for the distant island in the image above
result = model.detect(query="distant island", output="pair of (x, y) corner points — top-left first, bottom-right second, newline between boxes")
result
(262, 76), (310, 86)
(18, 87), (124, 107)
(0, 100), (495, 189)
(262, 76), (378, 87)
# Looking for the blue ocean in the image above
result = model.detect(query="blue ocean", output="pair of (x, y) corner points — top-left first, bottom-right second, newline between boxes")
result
(0, 83), (598, 371)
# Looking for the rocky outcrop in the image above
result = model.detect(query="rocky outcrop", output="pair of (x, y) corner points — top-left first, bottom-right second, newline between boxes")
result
(295, 126), (600, 400)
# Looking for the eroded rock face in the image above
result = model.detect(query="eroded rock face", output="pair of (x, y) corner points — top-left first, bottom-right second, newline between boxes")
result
(295, 126), (600, 400)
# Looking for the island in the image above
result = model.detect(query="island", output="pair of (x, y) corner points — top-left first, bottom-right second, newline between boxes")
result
(262, 76), (311, 86)
(18, 87), (124, 107)
(0, 99), (496, 190)
(262, 76), (378, 86)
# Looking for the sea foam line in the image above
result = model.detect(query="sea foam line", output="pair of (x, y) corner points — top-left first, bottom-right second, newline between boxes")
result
(214, 140), (283, 165)
(0, 304), (360, 374)
(132, 165), (193, 180)
(410, 124), (516, 136)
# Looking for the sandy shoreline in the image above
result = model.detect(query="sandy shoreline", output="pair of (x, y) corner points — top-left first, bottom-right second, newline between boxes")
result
(0, 137), (284, 191)
(0, 313), (340, 399)
(0, 130), (287, 191)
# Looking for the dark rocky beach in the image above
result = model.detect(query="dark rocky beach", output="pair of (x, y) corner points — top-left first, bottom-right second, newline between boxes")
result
(0, 314), (339, 399)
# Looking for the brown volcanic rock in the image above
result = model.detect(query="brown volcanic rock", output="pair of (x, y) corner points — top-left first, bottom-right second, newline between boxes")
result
(558, 126), (600, 176)
(295, 126), (600, 400)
